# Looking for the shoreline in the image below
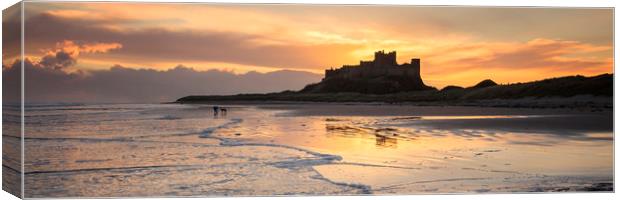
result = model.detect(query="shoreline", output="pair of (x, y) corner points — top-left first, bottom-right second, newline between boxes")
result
(172, 95), (612, 113)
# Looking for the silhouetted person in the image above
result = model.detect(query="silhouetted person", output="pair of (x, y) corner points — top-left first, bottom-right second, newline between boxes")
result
(213, 106), (219, 116)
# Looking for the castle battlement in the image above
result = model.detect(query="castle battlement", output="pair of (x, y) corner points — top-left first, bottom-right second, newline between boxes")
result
(325, 50), (421, 81)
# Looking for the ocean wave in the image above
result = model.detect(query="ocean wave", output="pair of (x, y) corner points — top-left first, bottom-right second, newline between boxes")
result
(198, 118), (243, 138)
(195, 118), (345, 167)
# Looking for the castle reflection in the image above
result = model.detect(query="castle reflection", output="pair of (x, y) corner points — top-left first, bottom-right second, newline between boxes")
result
(324, 124), (398, 148)
(375, 134), (397, 148)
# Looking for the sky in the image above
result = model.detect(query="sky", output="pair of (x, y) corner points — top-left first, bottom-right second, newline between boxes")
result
(2, 2), (614, 103)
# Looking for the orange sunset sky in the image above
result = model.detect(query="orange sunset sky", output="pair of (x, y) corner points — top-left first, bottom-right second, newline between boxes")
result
(3, 2), (614, 89)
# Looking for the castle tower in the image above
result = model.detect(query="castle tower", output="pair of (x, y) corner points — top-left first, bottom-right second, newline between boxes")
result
(410, 58), (421, 78)
(373, 50), (397, 67)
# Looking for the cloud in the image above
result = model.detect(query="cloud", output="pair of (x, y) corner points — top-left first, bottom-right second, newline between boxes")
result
(23, 12), (360, 70)
(45, 10), (115, 22)
(48, 40), (122, 56)
(2, 59), (322, 103)
(21, 6), (612, 73)
(418, 38), (612, 88)
(36, 40), (122, 69)
(39, 50), (76, 70)
(3, 38), (320, 103)
(15, 4), (613, 91)
(78, 42), (123, 54)
(437, 38), (611, 72)
(2, 3), (21, 63)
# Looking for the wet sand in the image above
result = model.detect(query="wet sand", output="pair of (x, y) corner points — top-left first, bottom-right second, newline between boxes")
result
(19, 103), (613, 197)
(264, 104), (613, 135)
(259, 103), (610, 116)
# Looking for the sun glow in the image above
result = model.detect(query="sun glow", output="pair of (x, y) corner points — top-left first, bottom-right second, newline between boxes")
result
(12, 2), (612, 89)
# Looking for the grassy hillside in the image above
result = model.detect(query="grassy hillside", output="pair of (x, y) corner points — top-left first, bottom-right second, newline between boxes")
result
(458, 74), (612, 100)
(176, 73), (612, 105)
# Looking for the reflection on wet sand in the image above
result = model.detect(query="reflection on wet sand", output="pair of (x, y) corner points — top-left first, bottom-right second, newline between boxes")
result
(374, 134), (397, 148)
(291, 113), (611, 193)
(22, 104), (613, 197)
(324, 123), (398, 148)
(325, 124), (365, 137)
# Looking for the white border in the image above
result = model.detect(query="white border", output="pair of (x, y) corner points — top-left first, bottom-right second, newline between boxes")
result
(11, 0), (620, 7)
(0, 1), (617, 200)
(19, 1), (24, 198)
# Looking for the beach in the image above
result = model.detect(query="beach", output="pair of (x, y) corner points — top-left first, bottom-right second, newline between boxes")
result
(17, 103), (613, 197)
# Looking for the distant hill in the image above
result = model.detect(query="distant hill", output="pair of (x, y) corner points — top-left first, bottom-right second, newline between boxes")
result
(470, 79), (498, 89)
(176, 73), (613, 108)
(457, 74), (612, 100)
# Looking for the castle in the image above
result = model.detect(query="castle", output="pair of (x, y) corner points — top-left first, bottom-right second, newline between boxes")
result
(324, 50), (421, 81)
(301, 50), (431, 94)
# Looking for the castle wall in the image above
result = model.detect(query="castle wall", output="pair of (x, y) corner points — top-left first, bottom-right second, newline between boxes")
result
(387, 68), (404, 76)
(324, 51), (422, 81)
